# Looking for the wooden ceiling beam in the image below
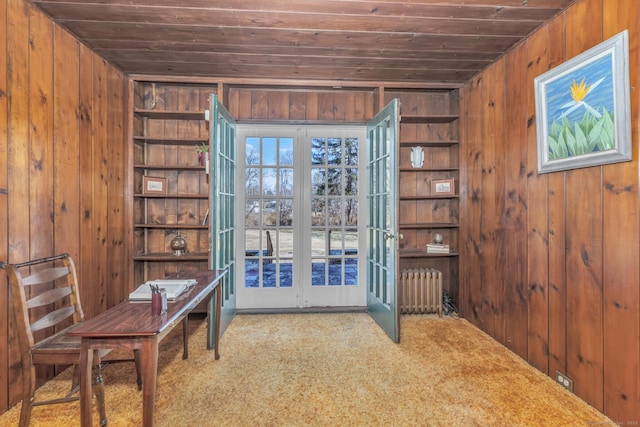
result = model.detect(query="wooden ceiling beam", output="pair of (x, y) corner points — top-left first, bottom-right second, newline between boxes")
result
(36, 4), (545, 36)
(68, 23), (523, 51)
(33, 0), (565, 18)
(116, 60), (478, 82)
(91, 41), (503, 62)
(98, 49), (492, 70)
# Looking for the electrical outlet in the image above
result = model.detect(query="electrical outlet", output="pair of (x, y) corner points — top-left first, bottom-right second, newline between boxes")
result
(555, 371), (574, 392)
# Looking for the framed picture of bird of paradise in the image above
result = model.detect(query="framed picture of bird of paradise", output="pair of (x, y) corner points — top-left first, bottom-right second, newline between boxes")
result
(534, 30), (631, 174)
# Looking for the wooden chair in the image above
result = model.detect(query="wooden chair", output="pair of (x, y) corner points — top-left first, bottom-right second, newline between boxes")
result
(264, 230), (274, 264)
(5, 253), (140, 427)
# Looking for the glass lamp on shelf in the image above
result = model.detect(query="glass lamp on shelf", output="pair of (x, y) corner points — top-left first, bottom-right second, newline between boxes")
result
(170, 231), (186, 256)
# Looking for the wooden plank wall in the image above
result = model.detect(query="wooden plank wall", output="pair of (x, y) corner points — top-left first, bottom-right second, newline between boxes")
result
(0, 0), (7, 414)
(0, 0), (636, 422)
(0, 0), (128, 413)
(459, 0), (639, 422)
(227, 87), (374, 123)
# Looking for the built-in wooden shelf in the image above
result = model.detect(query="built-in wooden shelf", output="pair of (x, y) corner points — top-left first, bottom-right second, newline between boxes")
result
(134, 193), (208, 199)
(400, 114), (459, 124)
(133, 137), (208, 145)
(134, 224), (208, 230)
(399, 223), (458, 229)
(399, 140), (459, 147)
(134, 109), (206, 120)
(130, 81), (216, 298)
(395, 89), (461, 303)
(399, 249), (459, 258)
(135, 164), (205, 171)
(399, 195), (459, 200)
(133, 252), (209, 261)
(399, 166), (459, 172)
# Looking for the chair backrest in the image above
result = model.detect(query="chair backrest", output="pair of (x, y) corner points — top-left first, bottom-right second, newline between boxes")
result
(265, 230), (273, 257)
(6, 254), (84, 353)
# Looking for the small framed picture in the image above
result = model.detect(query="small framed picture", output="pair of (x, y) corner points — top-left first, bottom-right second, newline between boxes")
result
(142, 176), (166, 195)
(431, 178), (455, 196)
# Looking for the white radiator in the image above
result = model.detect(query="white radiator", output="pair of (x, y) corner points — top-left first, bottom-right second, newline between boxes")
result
(399, 268), (443, 317)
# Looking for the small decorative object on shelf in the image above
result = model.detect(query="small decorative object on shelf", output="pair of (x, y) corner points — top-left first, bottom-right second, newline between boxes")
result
(170, 231), (186, 256)
(202, 208), (209, 225)
(410, 146), (424, 168)
(196, 143), (209, 174)
(142, 176), (166, 195)
(427, 233), (448, 253)
(427, 232), (449, 253)
(431, 178), (455, 196)
(426, 242), (450, 254)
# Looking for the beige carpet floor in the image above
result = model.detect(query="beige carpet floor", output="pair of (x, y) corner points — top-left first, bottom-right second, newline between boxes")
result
(0, 313), (614, 427)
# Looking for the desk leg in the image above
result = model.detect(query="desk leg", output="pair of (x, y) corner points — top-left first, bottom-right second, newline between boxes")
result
(79, 340), (93, 427)
(207, 281), (221, 360)
(141, 336), (159, 427)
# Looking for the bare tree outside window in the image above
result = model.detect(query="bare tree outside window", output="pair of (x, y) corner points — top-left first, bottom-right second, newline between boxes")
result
(310, 137), (358, 225)
(278, 149), (293, 226)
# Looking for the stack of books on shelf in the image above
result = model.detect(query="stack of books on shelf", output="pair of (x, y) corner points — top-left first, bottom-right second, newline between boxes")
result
(426, 243), (450, 254)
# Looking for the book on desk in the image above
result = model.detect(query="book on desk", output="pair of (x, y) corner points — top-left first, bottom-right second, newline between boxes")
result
(128, 279), (197, 301)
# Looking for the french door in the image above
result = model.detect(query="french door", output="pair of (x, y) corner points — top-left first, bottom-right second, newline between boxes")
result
(236, 125), (366, 309)
(208, 94), (236, 334)
(366, 99), (400, 343)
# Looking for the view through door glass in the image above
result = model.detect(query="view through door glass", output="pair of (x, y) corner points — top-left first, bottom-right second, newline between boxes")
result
(237, 125), (366, 309)
(244, 135), (294, 284)
(303, 128), (365, 307)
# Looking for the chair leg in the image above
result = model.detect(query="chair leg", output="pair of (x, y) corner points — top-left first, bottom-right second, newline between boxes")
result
(18, 364), (36, 427)
(68, 365), (81, 397)
(182, 315), (189, 360)
(92, 352), (108, 427)
(133, 349), (142, 390)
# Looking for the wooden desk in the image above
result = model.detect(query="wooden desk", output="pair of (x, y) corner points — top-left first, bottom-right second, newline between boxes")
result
(68, 270), (226, 427)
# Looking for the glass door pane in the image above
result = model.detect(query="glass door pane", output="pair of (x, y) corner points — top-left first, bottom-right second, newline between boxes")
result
(309, 137), (358, 286)
(244, 136), (294, 288)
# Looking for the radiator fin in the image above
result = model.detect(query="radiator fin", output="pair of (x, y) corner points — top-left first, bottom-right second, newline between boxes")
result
(399, 268), (443, 317)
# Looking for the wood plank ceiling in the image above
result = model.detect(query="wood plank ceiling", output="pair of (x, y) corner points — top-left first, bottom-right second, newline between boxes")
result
(32, 0), (577, 86)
